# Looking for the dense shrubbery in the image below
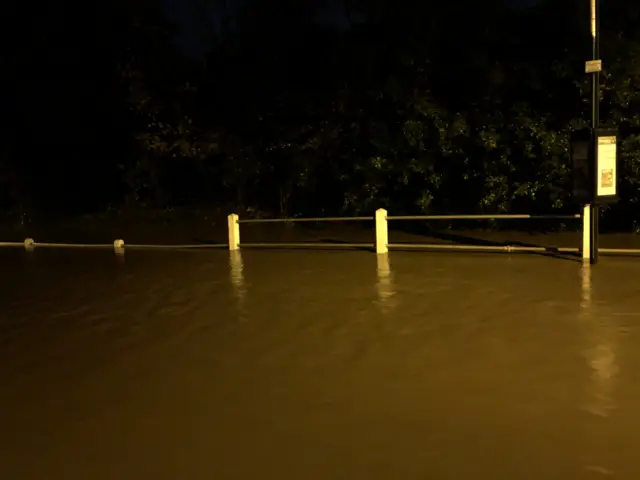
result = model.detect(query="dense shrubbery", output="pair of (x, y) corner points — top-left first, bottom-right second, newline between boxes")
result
(2, 0), (640, 229)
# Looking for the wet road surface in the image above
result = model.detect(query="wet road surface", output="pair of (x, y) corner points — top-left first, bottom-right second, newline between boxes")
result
(1, 248), (640, 479)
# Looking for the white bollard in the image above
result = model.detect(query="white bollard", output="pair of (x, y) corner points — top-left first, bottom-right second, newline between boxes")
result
(24, 238), (35, 252)
(375, 208), (388, 254)
(114, 239), (125, 255)
(582, 204), (591, 261)
(228, 214), (240, 251)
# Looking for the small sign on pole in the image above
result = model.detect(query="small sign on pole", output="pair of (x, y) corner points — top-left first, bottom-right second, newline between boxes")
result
(585, 59), (602, 73)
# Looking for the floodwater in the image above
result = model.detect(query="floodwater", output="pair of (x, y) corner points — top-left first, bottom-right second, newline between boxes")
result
(1, 248), (640, 479)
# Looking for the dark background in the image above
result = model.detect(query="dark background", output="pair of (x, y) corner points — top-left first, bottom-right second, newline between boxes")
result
(2, 0), (640, 230)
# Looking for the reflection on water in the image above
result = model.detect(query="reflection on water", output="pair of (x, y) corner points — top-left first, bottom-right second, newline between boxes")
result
(580, 264), (620, 418)
(1, 249), (640, 479)
(375, 253), (395, 313)
(581, 263), (591, 308)
(229, 250), (246, 319)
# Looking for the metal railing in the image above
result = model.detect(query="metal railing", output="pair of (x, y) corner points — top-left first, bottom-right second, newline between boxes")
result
(387, 214), (581, 221)
(1, 208), (639, 258)
(238, 216), (373, 224)
(0, 238), (228, 254)
(228, 209), (640, 259)
(390, 244), (581, 254)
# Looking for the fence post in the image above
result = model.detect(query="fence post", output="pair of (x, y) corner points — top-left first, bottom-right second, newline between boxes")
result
(228, 214), (240, 251)
(582, 204), (591, 261)
(24, 238), (35, 252)
(114, 239), (125, 255)
(375, 208), (388, 254)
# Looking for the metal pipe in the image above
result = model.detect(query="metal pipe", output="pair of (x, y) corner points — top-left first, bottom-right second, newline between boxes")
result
(1, 240), (638, 256)
(238, 216), (372, 224)
(387, 214), (581, 221)
(8, 242), (228, 249)
(34, 243), (114, 248)
(125, 244), (228, 249)
(239, 242), (373, 249)
(599, 248), (640, 255)
(388, 243), (581, 253)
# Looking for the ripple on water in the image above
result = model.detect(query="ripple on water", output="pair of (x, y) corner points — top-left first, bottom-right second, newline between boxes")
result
(1, 250), (640, 479)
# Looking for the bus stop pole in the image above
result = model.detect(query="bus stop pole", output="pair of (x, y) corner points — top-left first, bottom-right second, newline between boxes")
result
(590, 0), (600, 264)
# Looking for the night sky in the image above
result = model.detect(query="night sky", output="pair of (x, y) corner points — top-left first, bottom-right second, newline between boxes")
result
(164, 0), (542, 58)
(163, 0), (352, 58)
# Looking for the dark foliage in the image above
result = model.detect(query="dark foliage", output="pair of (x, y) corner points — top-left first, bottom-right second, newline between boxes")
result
(3, 0), (640, 229)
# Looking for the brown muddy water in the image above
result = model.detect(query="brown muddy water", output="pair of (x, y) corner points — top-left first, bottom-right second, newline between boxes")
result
(1, 248), (640, 479)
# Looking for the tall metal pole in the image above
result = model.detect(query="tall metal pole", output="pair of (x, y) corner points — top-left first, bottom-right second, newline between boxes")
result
(590, 0), (600, 264)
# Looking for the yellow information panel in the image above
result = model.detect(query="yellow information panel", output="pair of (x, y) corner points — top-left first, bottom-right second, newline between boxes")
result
(596, 136), (616, 197)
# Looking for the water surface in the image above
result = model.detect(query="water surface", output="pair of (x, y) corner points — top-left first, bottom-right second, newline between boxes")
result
(1, 249), (639, 479)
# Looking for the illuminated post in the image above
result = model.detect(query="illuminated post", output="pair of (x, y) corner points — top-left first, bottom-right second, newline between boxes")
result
(228, 214), (240, 251)
(24, 238), (35, 252)
(114, 239), (125, 255)
(582, 205), (591, 261)
(375, 208), (388, 254)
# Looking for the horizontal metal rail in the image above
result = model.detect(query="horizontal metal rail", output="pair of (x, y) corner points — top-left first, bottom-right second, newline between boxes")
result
(0, 242), (26, 247)
(387, 214), (581, 221)
(388, 243), (580, 253)
(239, 242), (372, 249)
(238, 216), (372, 224)
(2, 239), (640, 255)
(125, 244), (227, 249)
(33, 242), (114, 248)
(599, 248), (640, 255)
(0, 242), (227, 249)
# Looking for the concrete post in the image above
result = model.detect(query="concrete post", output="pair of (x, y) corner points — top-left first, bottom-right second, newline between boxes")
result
(114, 239), (125, 255)
(582, 204), (591, 261)
(375, 208), (388, 254)
(24, 238), (35, 252)
(228, 214), (240, 251)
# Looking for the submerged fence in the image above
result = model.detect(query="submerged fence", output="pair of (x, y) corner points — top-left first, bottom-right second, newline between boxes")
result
(229, 206), (639, 259)
(2, 206), (640, 258)
(0, 238), (227, 255)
